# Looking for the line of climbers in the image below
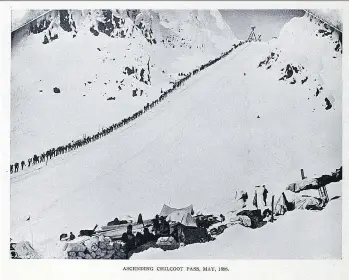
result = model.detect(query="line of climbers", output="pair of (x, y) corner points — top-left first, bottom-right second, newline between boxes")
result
(10, 40), (247, 175)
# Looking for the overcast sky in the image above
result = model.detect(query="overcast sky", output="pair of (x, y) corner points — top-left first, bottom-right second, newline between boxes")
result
(220, 9), (305, 41)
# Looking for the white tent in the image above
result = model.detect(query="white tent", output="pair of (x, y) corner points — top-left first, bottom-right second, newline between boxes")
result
(159, 204), (194, 217)
(166, 210), (197, 227)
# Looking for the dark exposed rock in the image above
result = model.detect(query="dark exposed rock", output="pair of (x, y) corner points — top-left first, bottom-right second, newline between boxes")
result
(139, 68), (147, 84)
(59, 10), (73, 32)
(285, 64), (294, 79)
(123, 66), (135, 76)
(96, 10), (121, 37)
(53, 87), (60, 93)
(279, 64), (303, 82)
(325, 98), (332, 110)
(301, 77), (308, 84)
(335, 41), (341, 52)
(315, 86), (323, 97)
(258, 51), (279, 68)
(90, 26), (99, 36)
(113, 15), (125, 29)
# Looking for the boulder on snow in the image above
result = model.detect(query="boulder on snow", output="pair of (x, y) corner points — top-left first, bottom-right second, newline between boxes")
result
(53, 87), (61, 93)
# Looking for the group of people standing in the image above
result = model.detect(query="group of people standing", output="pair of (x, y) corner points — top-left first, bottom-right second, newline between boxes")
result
(10, 40), (246, 176)
(121, 213), (185, 258)
(238, 185), (269, 209)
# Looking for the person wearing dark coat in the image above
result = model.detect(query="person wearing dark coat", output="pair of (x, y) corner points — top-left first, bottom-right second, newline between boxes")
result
(152, 215), (160, 236)
(137, 213), (143, 225)
(121, 224), (136, 257)
(69, 232), (75, 240)
(262, 185), (269, 206)
(240, 191), (248, 203)
(159, 217), (170, 236)
(14, 162), (19, 173)
(135, 232), (145, 247)
(21, 160), (25, 170)
(143, 227), (156, 242)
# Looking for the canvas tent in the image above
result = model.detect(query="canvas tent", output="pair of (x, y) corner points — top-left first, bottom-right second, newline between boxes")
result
(274, 192), (294, 216)
(166, 210), (197, 227)
(159, 204), (209, 245)
(11, 241), (41, 259)
(159, 204), (194, 217)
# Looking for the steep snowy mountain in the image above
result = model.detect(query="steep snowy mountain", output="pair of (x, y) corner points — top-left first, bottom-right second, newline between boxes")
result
(257, 15), (341, 113)
(10, 12), (341, 259)
(11, 9), (237, 162)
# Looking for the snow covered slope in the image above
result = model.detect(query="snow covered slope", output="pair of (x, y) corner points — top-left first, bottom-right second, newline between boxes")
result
(11, 9), (237, 162)
(10, 14), (341, 258)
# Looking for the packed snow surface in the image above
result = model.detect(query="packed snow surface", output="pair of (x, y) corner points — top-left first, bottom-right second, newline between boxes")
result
(10, 15), (341, 258)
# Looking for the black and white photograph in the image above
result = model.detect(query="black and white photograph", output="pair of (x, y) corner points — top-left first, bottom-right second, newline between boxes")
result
(8, 6), (342, 261)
